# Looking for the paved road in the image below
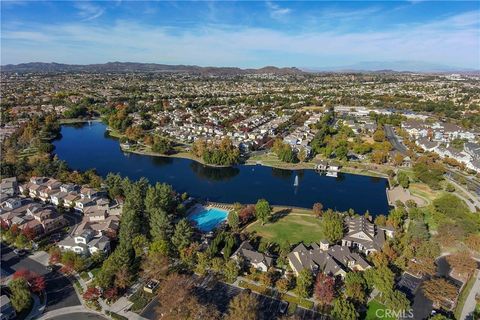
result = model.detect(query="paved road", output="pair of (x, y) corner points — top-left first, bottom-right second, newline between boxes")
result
(384, 125), (408, 155)
(0, 243), (80, 311)
(46, 312), (107, 320)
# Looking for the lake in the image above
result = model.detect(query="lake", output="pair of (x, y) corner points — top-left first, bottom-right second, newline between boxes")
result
(53, 122), (390, 216)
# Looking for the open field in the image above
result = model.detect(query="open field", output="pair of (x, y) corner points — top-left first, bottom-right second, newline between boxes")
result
(246, 211), (324, 245)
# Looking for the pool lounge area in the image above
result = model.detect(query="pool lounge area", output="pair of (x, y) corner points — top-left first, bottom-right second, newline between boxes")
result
(188, 205), (229, 232)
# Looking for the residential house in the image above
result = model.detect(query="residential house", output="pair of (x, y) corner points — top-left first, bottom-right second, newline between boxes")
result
(230, 241), (273, 272)
(0, 177), (18, 197)
(288, 241), (370, 278)
(341, 216), (387, 255)
(58, 229), (110, 256)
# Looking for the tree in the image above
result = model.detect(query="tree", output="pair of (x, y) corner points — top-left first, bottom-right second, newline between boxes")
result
(371, 150), (388, 164)
(331, 298), (358, 320)
(255, 199), (271, 225)
(149, 208), (173, 242)
(83, 287), (100, 302)
(132, 234), (149, 257)
(224, 260), (240, 283)
(298, 148), (307, 163)
(15, 233), (29, 248)
(384, 290), (410, 312)
(344, 272), (367, 303)
(226, 291), (259, 320)
(422, 278), (457, 309)
(8, 278), (31, 312)
(446, 251), (477, 278)
(295, 269), (314, 298)
(30, 274), (46, 293)
(140, 252), (169, 281)
(397, 171), (410, 189)
(156, 273), (220, 320)
(276, 277), (291, 293)
(228, 210), (240, 231)
(373, 129), (386, 142)
(171, 218), (193, 251)
(364, 266), (394, 295)
(320, 210), (344, 243)
(313, 203), (324, 217)
(314, 273), (335, 305)
(114, 266), (132, 290)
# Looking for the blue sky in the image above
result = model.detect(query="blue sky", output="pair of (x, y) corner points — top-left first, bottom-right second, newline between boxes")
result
(1, 1), (479, 69)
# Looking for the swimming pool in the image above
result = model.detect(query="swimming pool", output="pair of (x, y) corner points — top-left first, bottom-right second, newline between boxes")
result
(188, 207), (229, 232)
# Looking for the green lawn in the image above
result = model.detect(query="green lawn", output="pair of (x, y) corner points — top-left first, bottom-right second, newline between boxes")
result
(365, 300), (396, 320)
(246, 213), (324, 245)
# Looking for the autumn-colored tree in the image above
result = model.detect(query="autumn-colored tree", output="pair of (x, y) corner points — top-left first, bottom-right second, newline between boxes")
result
(114, 266), (132, 290)
(30, 275), (46, 293)
(238, 205), (256, 224)
(156, 274), (220, 320)
(446, 251), (477, 278)
(140, 252), (169, 281)
(21, 225), (36, 241)
(83, 287), (100, 301)
(276, 277), (291, 293)
(422, 278), (457, 309)
(314, 273), (335, 306)
(12, 269), (31, 281)
(225, 291), (260, 320)
(103, 287), (118, 302)
(408, 257), (436, 277)
(313, 203), (324, 217)
(465, 234), (480, 252)
(48, 247), (61, 265)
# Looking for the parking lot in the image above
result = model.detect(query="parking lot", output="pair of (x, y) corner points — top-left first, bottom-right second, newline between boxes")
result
(141, 274), (324, 320)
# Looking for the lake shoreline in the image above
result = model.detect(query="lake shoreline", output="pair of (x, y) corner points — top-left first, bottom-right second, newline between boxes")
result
(60, 120), (388, 178)
(54, 121), (391, 215)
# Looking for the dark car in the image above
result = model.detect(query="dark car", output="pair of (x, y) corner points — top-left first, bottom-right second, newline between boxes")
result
(279, 301), (289, 314)
(13, 249), (26, 256)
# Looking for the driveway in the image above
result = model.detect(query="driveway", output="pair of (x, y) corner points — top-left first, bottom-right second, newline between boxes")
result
(0, 243), (81, 311)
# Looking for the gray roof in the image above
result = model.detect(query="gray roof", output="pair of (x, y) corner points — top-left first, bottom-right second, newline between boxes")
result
(288, 243), (370, 276)
(231, 241), (273, 268)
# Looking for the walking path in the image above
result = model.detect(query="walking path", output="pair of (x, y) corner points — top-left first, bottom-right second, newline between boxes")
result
(460, 270), (480, 320)
(446, 177), (480, 212)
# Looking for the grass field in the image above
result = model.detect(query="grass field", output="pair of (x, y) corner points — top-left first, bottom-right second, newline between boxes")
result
(365, 300), (396, 320)
(246, 212), (324, 245)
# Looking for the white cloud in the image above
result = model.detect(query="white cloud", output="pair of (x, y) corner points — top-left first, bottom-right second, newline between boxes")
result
(74, 1), (105, 21)
(266, 1), (291, 20)
(1, 10), (479, 68)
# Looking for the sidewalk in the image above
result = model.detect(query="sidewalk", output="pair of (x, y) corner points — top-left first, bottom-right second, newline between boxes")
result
(460, 270), (480, 320)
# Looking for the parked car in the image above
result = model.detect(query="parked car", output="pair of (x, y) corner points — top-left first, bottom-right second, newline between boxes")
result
(13, 249), (26, 256)
(279, 301), (289, 314)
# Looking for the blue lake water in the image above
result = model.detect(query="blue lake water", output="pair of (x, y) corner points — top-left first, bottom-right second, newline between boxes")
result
(53, 122), (390, 216)
(189, 207), (229, 232)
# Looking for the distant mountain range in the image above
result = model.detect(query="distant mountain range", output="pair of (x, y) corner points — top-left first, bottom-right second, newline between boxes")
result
(303, 60), (479, 73)
(1, 61), (477, 74)
(0, 62), (304, 75)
